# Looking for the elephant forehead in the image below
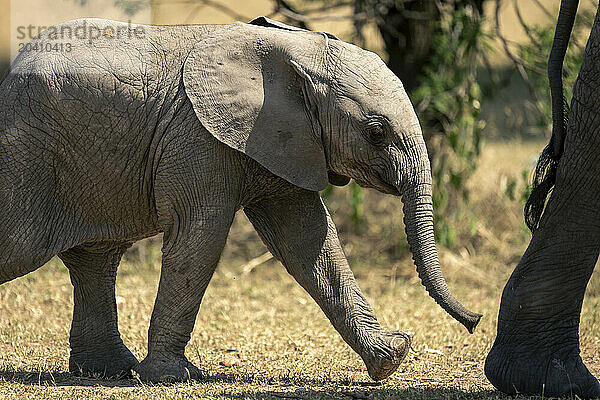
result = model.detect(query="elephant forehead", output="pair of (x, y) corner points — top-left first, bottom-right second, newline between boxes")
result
(335, 44), (398, 83)
(334, 55), (406, 103)
(334, 78), (415, 125)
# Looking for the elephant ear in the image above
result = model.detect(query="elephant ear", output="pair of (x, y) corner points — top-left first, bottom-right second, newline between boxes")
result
(183, 22), (329, 192)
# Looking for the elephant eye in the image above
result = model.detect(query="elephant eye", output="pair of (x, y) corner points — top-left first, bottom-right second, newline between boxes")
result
(365, 120), (386, 147)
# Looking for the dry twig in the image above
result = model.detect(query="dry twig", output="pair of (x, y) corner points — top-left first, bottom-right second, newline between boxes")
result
(241, 252), (274, 275)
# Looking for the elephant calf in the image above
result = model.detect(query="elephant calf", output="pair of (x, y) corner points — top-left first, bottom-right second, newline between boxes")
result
(0, 17), (480, 382)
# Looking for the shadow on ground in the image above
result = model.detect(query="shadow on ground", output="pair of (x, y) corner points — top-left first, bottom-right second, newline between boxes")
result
(0, 368), (136, 387)
(0, 367), (516, 399)
(224, 388), (508, 400)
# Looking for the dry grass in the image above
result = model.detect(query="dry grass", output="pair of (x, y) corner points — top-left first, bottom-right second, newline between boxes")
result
(0, 141), (599, 399)
(0, 243), (599, 399)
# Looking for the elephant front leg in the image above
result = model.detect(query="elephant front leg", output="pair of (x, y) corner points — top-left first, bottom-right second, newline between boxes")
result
(59, 243), (138, 379)
(134, 206), (235, 383)
(244, 188), (412, 381)
(485, 236), (600, 398)
(485, 141), (600, 397)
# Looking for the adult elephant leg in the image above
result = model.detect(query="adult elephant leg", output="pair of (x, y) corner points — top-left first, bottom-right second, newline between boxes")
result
(244, 188), (412, 381)
(485, 74), (600, 397)
(59, 242), (138, 378)
(134, 204), (235, 383)
(485, 200), (600, 397)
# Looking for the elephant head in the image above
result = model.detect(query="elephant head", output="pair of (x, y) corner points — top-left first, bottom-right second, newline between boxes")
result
(182, 20), (481, 333)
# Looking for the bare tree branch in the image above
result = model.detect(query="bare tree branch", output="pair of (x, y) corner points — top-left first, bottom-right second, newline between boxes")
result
(495, 0), (545, 75)
(276, 6), (367, 23)
(296, 1), (353, 13)
(532, 0), (555, 20)
(273, 0), (309, 28)
(265, 0), (355, 21)
(495, 0), (547, 116)
(512, 0), (542, 48)
(184, 4), (206, 24)
(180, 0), (250, 23)
(352, 0), (366, 47)
(517, 0), (584, 51)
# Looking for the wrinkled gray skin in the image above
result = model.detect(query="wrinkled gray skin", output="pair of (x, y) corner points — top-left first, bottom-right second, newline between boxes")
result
(485, 2), (600, 398)
(0, 18), (480, 382)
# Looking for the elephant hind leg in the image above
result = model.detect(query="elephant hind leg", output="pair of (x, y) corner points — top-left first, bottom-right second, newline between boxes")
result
(59, 242), (138, 379)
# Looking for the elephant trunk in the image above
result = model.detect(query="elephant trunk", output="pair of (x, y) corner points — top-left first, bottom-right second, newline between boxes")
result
(401, 182), (482, 333)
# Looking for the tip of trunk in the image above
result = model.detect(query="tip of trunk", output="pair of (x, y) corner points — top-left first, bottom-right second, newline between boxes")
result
(421, 277), (483, 334)
(461, 311), (483, 334)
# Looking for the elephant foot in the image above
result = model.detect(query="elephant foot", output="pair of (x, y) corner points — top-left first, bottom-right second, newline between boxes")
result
(485, 332), (600, 398)
(134, 352), (202, 383)
(364, 330), (413, 381)
(69, 341), (138, 379)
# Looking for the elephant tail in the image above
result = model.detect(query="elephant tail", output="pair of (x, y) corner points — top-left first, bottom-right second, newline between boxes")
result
(524, 142), (559, 232)
(524, 0), (579, 233)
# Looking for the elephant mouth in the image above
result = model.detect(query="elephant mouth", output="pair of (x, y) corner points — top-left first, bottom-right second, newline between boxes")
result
(354, 176), (399, 196)
(327, 171), (351, 186)
(378, 182), (400, 195)
(374, 170), (401, 195)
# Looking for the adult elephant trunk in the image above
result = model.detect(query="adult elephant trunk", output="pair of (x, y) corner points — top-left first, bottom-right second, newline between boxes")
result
(401, 182), (482, 333)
